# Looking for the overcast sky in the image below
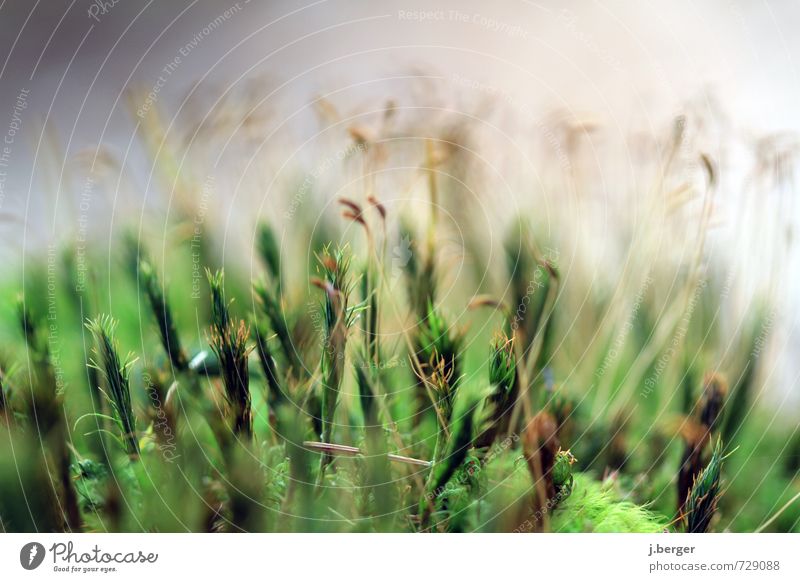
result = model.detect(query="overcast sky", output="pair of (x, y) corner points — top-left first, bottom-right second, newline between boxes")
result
(2, 0), (799, 140)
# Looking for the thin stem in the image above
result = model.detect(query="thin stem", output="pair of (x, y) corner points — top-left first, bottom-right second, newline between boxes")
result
(755, 490), (800, 533)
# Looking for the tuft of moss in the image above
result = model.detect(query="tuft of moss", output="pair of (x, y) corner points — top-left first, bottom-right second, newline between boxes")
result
(207, 269), (253, 438)
(139, 259), (188, 371)
(551, 474), (667, 533)
(87, 316), (139, 458)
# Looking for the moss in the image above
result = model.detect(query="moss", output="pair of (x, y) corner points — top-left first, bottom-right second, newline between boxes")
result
(551, 474), (667, 533)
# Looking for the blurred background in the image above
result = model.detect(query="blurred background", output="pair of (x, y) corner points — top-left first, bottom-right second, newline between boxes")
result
(0, 0), (797, 430)
(1, 0), (797, 402)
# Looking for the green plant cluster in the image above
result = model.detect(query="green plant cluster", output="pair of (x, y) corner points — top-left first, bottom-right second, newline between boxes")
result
(0, 206), (795, 534)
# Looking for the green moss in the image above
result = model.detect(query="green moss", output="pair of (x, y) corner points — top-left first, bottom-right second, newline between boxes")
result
(551, 474), (667, 533)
